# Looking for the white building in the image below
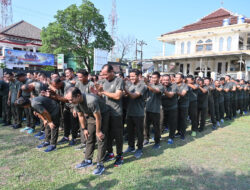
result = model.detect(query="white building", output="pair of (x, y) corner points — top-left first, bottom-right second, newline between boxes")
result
(0, 20), (42, 70)
(153, 8), (250, 80)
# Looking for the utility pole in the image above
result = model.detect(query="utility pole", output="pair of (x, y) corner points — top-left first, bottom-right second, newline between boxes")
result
(135, 39), (147, 71)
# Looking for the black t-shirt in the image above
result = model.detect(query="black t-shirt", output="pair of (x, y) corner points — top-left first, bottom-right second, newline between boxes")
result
(145, 83), (164, 113)
(127, 82), (147, 117)
(161, 84), (178, 111)
(74, 93), (107, 117)
(31, 96), (60, 119)
(0, 80), (9, 96)
(188, 84), (198, 102)
(197, 85), (209, 108)
(175, 83), (189, 108)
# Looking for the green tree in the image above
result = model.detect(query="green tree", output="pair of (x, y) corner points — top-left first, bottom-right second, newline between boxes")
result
(40, 0), (114, 72)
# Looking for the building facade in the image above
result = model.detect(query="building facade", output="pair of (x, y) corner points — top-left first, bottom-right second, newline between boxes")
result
(0, 20), (42, 70)
(153, 8), (250, 80)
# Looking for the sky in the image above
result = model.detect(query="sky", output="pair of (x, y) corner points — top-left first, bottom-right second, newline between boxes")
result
(10, 0), (250, 59)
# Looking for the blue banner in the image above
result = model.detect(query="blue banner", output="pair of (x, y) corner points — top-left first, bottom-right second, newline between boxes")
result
(4, 49), (54, 66)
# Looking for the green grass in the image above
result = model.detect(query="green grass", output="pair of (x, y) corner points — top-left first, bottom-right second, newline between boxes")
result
(1, 115), (250, 190)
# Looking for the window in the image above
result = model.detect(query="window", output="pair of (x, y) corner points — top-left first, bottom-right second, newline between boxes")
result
(219, 37), (224, 51)
(180, 64), (183, 73)
(196, 40), (204, 52)
(217, 62), (222, 73)
(187, 64), (190, 74)
(205, 39), (212, 51)
(181, 42), (184, 54)
(187, 41), (191, 54)
(227, 37), (232, 51)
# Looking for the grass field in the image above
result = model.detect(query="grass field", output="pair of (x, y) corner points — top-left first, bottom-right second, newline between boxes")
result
(0, 115), (250, 190)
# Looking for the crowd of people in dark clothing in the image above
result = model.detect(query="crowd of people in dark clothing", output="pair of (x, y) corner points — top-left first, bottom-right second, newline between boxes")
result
(0, 65), (249, 175)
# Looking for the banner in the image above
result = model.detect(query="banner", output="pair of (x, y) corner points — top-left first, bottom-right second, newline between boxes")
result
(4, 49), (54, 66)
(93, 48), (108, 71)
(57, 54), (64, 69)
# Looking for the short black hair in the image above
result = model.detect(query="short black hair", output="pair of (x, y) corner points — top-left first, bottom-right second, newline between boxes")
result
(102, 64), (113, 72)
(152, 71), (161, 78)
(67, 87), (82, 98)
(225, 75), (231, 79)
(176, 72), (184, 79)
(186, 75), (194, 80)
(77, 69), (89, 77)
(220, 77), (225, 81)
(51, 78), (62, 84)
(162, 74), (170, 78)
(65, 68), (74, 73)
(130, 69), (140, 76)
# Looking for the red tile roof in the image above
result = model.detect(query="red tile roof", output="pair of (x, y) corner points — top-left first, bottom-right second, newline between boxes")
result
(162, 8), (250, 36)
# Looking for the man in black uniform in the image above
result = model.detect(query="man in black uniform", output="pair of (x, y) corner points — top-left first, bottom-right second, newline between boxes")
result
(214, 80), (223, 126)
(197, 78), (209, 132)
(221, 77), (232, 120)
(16, 96), (60, 152)
(204, 78), (217, 130)
(75, 69), (95, 150)
(65, 87), (109, 175)
(0, 77), (10, 126)
(58, 68), (79, 146)
(187, 75), (198, 136)
(161, 74), (178, 144)
(143, 71), (164, 149)
(95, 64), (124, 167)
(124, 69), (146, 158)
(174, 73), (189, 140)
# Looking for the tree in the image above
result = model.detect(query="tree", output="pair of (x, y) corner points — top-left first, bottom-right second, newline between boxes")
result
(117, 35), (135, 63)
(40, 0), (114, 72)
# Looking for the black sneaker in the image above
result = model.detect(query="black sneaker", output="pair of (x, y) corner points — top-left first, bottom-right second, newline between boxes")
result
(114, 156), (123, 167)
(69, 139), (76, 146)
(152, 143), (161, 149)
(175, 132), (181, 138)
(13, 124), (22, 129)
(103, 153), (115, 162)
(93, 164), (105, 175)
(75, 160), (93, 169)
(57, 137), (69, 144)
(143, 139), (149, 146)
(124, 146), (136, 153)
(134, 149), (143, 159)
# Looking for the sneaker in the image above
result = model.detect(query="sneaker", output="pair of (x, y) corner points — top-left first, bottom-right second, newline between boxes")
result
(13, 124), (22, 129)
(175, 132), (181, 138)
(69, 139), (76, 146)
(103, 153), (115, 162)
(75, 160), (93, 169)
(34, 131), (44, 138)
(93, 164), (105, 175)
(143, 139), (149, 146)
(20, 127), (30, 132)
(167, 138), (174, 144)
(27, 128), (35, 134)
(152, 143), (161, 149)
(114, 156), (123, 167)
(57, 137), (69, 144)
(39, 134), (45, 140)
(220, 119), (224, 124)
(134, 149), (143, 159)
(44, 145), (56, 152)
(124, 146), (136, 153)
(216, 121), (221, 127)
(75, 143), (86, 150)
(180, 135), (185, 140)
(37, 142), (50, 149)
(198, 128), (204, 132)
(212, 125), (217, 130)
(191, 131), (197, 137)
